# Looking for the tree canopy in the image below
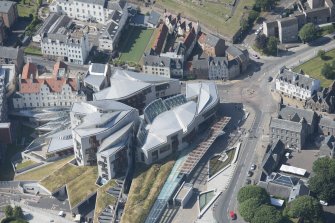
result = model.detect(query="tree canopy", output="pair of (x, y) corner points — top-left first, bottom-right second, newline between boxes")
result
(309, 157), (335, 201)
(266, 36), (278, 56)
(239, 198), (263, 222)
(255, 0), (276, 11)
(299, 23), (318, 43)
(252, 205), (283, 223)
(237, 185), (270, 204)
(255, 34), (267, 50)
(285, 195), (323, 222)
(4, 205), (13, 218)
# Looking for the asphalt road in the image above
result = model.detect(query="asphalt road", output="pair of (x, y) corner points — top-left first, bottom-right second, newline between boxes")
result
(213, 36), (335, 223)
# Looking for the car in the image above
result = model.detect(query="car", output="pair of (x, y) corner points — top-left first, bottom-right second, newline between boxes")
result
(268, 76), (273, 82)
(253, 54), (260, 59)
(320, 200), (328, 206)
(230, 211), (237, 220)
(255, 30), (260, 35)
(247, 171), (253, 177)
(251, 164), (256, 170)
(58, 211), (65, 217)
(245, 179), (251, 184)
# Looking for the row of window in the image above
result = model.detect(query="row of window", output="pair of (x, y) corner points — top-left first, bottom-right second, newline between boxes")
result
(20, 101), (73, 107)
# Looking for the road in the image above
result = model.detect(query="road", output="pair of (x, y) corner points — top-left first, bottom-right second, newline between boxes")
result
(213, 36), (335, 223)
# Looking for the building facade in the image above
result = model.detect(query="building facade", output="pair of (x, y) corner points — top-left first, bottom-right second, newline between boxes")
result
(0, 1), (18, 28)
(93, 69), (181, 112)
(305, 81), (335, 113)
(70, 100), (139, 180)
(0, 46), (24, 70)
(198, 32), (226, 57)
(12, 62), (85, 109)
(278, 17), (299, 43)
(137, 82), (219, 165)
(275, 67), (320, 101)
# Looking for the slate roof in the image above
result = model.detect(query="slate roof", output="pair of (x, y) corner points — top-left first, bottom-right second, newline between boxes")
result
(279, 106), (316, 125)
(0, 46), (19, 60)
(278, 16), (298, 27)
(262, 139), (285, 175)
(147, 11), (160, 26)
(107, 0), (126, 11)
(277, 69), (318, 92)
(0, 1), (15, 14)
(205, 33), (220, 47)
(143, 55), (170, 68)
(319, 116), (335, 128)
(76, 0), (105, 6)
(91, 63), (107, 74)
(270, 118), (303, 132)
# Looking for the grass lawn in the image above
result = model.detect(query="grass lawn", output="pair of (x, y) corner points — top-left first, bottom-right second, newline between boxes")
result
(17, 0), (38, 18)
(39, 163), (90, 193)
(209, 148), (236, 178)
(16, 160), (37, 171)
(14, 156), (73, 181)
(156, 0), (255, 39)
(0, 145), (23, 181)
(94, 180), (117, 223)
(119, 27), (154, 63)
(24, 45), (42, 56)
(121, 160), (175, 223)
(293, 49), (335, 88)
(67, 166), (98, 208)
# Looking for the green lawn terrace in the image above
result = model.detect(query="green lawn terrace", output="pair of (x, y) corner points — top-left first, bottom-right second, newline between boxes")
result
(17, 0), (39, 18)
(156, 0), (255, 40)
(118, 27), (154, 63)
(293, 49), (335, 88)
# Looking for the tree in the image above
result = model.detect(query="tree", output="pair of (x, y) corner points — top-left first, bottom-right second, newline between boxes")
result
(239, 198), (262, 222)
(252, 205), (283, 223)
(299, 23), (318, 43)
(321, 63), (335, 79)
(248, 10), (260, 23)
(13, 206), (24, 219)
(4, 205), (13, 218)
(266, 36), (278, 56)
(309, 157), (335, 201)
(237, 185), (270, 204)
(255, 0), (276, 11)
(285, 196), (323, 222)
(317, 50), (326, 60)
(255, 34), (267, 50)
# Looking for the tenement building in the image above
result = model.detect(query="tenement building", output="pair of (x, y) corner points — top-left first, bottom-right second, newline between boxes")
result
(270, 105), (318, 149)
(275, 67), (320, 101)
(40, 15), (90, 64)
(70, 100), (139, 180)
(12, 62), (85, 109)
(0, 1), (18, 28)
(305, 81), (335, 113)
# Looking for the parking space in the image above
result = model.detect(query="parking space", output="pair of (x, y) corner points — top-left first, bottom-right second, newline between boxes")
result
(283, 149), (319, 175)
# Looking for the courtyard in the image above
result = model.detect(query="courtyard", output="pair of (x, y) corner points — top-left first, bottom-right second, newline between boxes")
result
(118, 27), (154, 63)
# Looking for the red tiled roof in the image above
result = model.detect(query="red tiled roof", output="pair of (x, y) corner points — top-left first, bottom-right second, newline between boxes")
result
(198, 32), (206, 45)
(19, 62), (78, 94)
(22, 63), (37, 79)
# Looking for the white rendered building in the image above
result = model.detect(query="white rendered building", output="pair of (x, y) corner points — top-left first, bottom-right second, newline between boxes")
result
(12, 62), (85, 109)
(70, 100), (139, 180)
(40, 15), (90, 65)
(276, 67), (320, 101)
(137, 82), (220, 165)
(93, 68), (181, 112)
(98, 7), (128, 51)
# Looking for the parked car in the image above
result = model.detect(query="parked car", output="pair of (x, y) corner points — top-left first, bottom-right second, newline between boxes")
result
(247, 171), (253, 177)
(320, 200), (328, 206)
(230, 211), (237, 220)
(250, 164), (256, 170)
(245, 179), (251, 184)
(268, 76), (273, 82)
